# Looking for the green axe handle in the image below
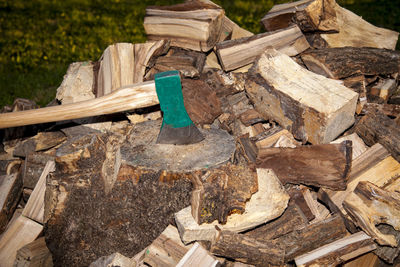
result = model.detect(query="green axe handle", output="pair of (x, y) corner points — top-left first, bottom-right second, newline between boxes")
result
(0, 81), (158, 129)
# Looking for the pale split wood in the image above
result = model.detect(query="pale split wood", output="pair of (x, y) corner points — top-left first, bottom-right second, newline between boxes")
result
(331, 133), (367, 160)
(22, 160), (55, 224)
(0, 81), (158, 129)
(245, 49), (358, 144)
(176, 242), (219, 267)
(14, 237), (53, 267)
(0, 215), (43, 267)
(216, 25), (309, 71)
(320, 4), (399, 50)
(294, 231), (375, 266)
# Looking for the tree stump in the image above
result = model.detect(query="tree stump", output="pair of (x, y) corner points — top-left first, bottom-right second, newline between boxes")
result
(44, 120), (236, 266)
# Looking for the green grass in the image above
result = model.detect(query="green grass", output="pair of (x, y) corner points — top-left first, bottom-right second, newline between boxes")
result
(0, 0), (399, 108)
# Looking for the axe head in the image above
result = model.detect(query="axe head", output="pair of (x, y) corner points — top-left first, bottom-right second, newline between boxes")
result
(155, 70), (204, 145)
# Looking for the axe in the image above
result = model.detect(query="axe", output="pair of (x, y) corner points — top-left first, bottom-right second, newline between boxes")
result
(0, 71), (204, 145)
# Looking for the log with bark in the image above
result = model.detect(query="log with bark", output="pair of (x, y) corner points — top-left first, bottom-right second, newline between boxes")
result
(245, 49), (358, 144)
(210, 228), (285, 266)
(174, 168), (289, 244)
(215, 25), (309, 71)
(355, 108), (400, 162)
(12, 131), (66, 158)
(261, 0), (338, 32)
(300, 47), (400, 80)
(45, 120), (236, 266)
(144, 1), (224, 52)
(294, 231), (377, 266)
(21, 153), (54, 190)
(257, 141), (352, 190)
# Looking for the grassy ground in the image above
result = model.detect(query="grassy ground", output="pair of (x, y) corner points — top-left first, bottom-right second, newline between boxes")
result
(0, 0), (399, 108)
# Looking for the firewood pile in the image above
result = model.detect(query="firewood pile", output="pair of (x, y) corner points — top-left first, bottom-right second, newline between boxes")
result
(1, 0), (400, 266)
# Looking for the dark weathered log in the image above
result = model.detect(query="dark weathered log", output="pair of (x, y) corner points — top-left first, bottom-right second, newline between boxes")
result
(301, 47), (400, 80)
(14, 237), (53, 267)
(237, 134), (258, 163)
(45, 120), (236, 266)
(245, 49), (358, 144)
(22, 153), (54, 189)
(257, 141), (352, 190)
(320, 4), (399, 50)
(355, 108), (400, 162)
(244, 202), (308, 241)
(343, 181), (400, 247)
(144, 1), (224, 52)
(273, 215), (348, 261)
(0, 173), (22, 234)
(13, 131), (66, 158)
(193, 163), (258, 224)
(145, 47), (206, 79)
(361, 103), (400, 119)
(238, 109), (264, 127)
(210, 229), (285, 266)
(294, 231), (377, 266)
(181, 78), (222, 125)
(342, 75), (367, 114)
(0, 153), (21, 176)
(215, 25), (309, 71)
(261, 0), (338, 32)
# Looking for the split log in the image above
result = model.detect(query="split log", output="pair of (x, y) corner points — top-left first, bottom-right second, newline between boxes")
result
(343, 181), (400, 247)
(256, 141), (352, 190)
(369, 79), (397, 103)
(22, 160), (55, 224)
(253, 127), (299, 150)
(287, 186), (316, 222)
(56, 61), (95, 104)
(320, 4), (399, 50)
(144, 1), (224, 52)
(45, 120), (236, 266)
(175, 168), (289, 244)
(374, 224), (400, 263)
(96, 41), (169, 97)
(245, 49), (358, 144)
(238, 109), (264, 127)
(237, 135), (258, 163)
(261, 0), (338, 32)
(361, 103), (400, 119)
(0, 173), (22, 234)
(22, 153), (55, 189)
(318, 143), (399, 220)
(215, 25), (310, 71)
(144, 225), (192, 266)
(294, 231), (377, 266)
(192, 163), (258, 224)
(181, 78), (222, 125)
(244, 202), (308, 241)
(177, 242), (220, 267)
(145, 47), (206, 79)
(300, 47), (400, 80)
(273, 215), (348, 261)
(219, 16), (253, 41)
(90, 252), (136, 267)
(331, 133), (367, 160)
(210, 229), (285, 266)
(0, 215), (43, 267)
(14, 237), (53, 267)
(355, 108), (400, 162)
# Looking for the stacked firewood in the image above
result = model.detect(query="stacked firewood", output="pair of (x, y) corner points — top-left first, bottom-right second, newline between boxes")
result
(1, 0), (400, 266)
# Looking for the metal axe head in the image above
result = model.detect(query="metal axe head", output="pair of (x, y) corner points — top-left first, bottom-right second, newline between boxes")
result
(155, 70), (204, 145)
